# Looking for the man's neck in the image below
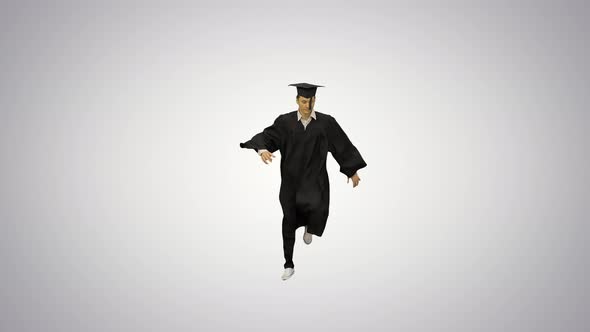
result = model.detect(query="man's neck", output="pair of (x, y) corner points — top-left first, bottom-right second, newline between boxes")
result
(299, 109), (311, 120)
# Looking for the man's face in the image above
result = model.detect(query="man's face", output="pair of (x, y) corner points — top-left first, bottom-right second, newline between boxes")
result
(296, 96), (315, 113)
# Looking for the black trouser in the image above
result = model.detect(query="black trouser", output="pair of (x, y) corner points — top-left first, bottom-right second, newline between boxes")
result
(281, 190), (314, 269)
(282, 215), (297, 269)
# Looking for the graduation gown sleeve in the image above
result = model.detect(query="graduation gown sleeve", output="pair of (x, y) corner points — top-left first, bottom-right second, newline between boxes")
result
(239, 115), (283, 153)
(327, 116), (367, 178)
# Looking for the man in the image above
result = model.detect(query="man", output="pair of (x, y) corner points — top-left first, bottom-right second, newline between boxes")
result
(239, 83), (367, 281)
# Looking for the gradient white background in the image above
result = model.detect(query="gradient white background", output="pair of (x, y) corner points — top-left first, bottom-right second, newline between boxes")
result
(1, 1), (588, 331)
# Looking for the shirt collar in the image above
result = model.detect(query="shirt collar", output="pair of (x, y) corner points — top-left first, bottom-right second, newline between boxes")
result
(297, 109), (316, 121)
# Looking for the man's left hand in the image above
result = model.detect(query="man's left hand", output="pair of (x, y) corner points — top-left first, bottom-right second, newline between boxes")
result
(347, 173), (361, 188)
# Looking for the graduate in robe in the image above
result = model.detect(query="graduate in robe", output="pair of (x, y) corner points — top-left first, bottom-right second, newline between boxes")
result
(239, 83), (367, 280)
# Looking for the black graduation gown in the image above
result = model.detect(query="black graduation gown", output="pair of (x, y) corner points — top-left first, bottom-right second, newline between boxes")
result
(239, 110), (367, 237)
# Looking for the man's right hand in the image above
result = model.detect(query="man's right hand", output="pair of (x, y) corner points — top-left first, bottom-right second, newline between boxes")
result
(260, 150), (275, 164)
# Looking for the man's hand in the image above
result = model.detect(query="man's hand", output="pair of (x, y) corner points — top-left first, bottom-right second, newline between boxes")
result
(260, 151), (275, 164)
(347, 173), (361, 188)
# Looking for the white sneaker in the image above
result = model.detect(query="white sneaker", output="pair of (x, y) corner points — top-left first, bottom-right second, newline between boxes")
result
(303, 226), (312, 245)
(281, 268), (295, 280)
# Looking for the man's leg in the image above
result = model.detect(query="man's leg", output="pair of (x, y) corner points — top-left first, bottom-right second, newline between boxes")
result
(282, 215), (297, 269)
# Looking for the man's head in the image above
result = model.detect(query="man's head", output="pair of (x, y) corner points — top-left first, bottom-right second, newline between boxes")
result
(296, 95), (315, 113)
(289, 83), (324, 115)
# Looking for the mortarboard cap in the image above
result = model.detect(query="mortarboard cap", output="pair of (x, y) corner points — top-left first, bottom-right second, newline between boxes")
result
(289, 83), (324, 98)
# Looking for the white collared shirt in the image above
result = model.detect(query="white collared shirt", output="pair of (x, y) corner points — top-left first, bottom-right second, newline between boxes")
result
(258, 109), (317, 155)
(297, 109), (317, 130)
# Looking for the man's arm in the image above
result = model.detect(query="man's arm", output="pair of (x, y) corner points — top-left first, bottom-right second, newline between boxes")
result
(239, 115), (283, 153)
(327, 115), (367, 178)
